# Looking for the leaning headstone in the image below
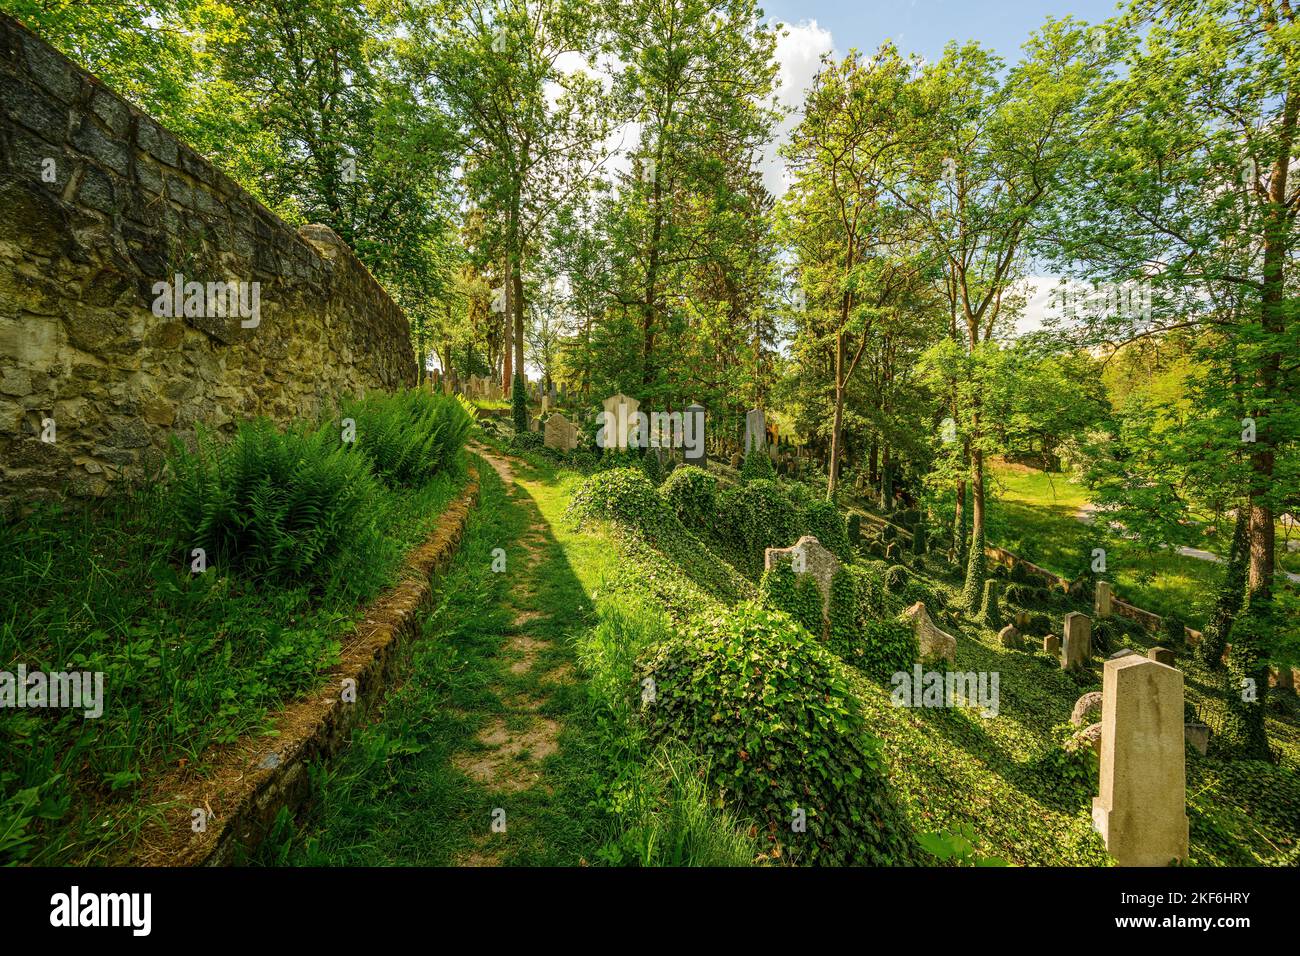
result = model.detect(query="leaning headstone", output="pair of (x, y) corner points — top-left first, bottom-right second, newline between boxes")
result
(1043, 634), (1061, 656)
(764, 536), (840, 618)
(1111, 648), (1137, 660)
(601, 393), (640, 451)
(1148, 646), (1175, 666)
(744, 407), (766, 454)
(1095, 580), (1113, 619)
(1184, 723), (1210, 755)
(900, 602), (957, 667)
(1062, 612), (1092, 670)
(998, 625), (1022, 649)
(1014, 609), (1031, 631)
(1092, 655), (1189, 866)
(1071, 691), (1103, 727)
(544, 412), (579, 452)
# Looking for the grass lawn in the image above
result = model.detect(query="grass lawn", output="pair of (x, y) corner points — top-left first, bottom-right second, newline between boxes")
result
(986, 461), (1232, 630)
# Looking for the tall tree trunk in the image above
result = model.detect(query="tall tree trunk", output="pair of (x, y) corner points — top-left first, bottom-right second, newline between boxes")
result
(828, 329), (845, 500)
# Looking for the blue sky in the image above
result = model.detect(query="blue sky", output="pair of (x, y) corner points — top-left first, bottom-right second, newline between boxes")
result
(760, 0), (1124, 63)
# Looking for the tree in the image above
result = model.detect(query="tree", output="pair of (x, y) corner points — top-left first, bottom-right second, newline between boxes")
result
(1047, 0), (1300, 756)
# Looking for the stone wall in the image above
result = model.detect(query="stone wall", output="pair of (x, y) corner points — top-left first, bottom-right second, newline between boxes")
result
(0, 15), (416, 501)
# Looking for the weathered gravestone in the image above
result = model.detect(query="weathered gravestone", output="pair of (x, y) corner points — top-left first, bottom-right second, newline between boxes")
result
(1148, 646), (1175, 666)
(744, 408), (766, 454)
(998, 624), (1023, 649)
(1071, 691), (1103, 727)
(764, 536), (839, 620)
(1092, 655), (1189, 866)
(1095, 580), (1113, 619)
(900, 602), (957, 667)
(544, 412), (579, 452)
(601, 393), (640, 451)
(1043, 634), (1061, 656)
(1061, 612), (1092, 671)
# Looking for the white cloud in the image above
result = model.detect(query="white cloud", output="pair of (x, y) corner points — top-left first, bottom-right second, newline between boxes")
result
(762, 19), (836, 199)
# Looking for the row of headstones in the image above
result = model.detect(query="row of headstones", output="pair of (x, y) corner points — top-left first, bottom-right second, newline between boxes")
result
(762, 536), (1189, 867)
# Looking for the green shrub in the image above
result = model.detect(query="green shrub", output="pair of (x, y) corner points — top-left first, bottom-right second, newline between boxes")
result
(1004, 583), (1034, 608)
(1163, 612), (1187, 647)
(511, 371), (527, 432)
(511, 430), (544, 451)
(740, 447), (776, 482)
(799, 499), (852, 561)
(759, 563), (823, 636)
(166, 419), (379, 582)
(567, 467), (668, 531)
(854, 619), (919, 680)
(640, 603), (920, 865)
(660, 465), (717, 528)
(961, 523), (986, 612)
(978, 579), (1001, 627)
(642, 448), (665, 487)
(884, 564), (909, 594)
(343, 388), (471, 488)
(852, 561), (888, 616)
(713, 479), (798, 577)
(828, 568), (859, 651)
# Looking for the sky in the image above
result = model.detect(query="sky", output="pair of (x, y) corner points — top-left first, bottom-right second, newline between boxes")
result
(759, 0), (1126, 334)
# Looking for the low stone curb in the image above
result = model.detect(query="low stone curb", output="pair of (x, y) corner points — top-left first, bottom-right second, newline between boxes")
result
(125, 465), (480, 866)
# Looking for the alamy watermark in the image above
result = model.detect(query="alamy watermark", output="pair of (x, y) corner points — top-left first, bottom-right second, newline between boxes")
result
(595, 397), (705, 460)
(0, 665), (104, 718)
(151, 273), (261, 328)
(891, 665), (1000, 717)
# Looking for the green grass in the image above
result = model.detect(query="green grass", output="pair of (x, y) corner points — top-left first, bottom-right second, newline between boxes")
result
(257, 445), (763, 866)
(0, 451), (468, 865)
(986, 461), (1228, 629)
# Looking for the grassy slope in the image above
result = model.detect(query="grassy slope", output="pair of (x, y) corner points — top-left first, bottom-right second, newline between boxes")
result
(0, 455), (468, 864)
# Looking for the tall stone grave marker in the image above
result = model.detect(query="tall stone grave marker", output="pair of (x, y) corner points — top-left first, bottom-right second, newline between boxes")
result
(744, 407), (766, 455)
(1062, 611), (1092, 670)
(1092, 655), (1189, 866)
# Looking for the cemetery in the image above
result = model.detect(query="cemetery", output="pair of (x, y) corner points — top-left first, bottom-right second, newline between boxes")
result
(0, 0), (1297, 889)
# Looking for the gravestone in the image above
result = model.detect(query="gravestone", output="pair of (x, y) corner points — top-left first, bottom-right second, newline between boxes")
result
(1095, 580), (1113, 619)
(1043, 634), (1061, 656)
(544, 412), (579, 452)
(1148, 646), (1175, 666)
(1092, 655), (1189, 866)
(998, 625), (1022, 649)
(764, 536), (840, 619)
(541, 393), (550, 415)
(601, 393), (640, 451)
(1184, 723), (1210, 755)
(1068, 722), (1103, 758)
(1014, 609), (1031, 631)
(900, 602), (957, 666)
(684, 402), (706, 461)
(1062, 612), (1092, 670)
(529, 415), (541, 433)
(744, 408), (766, 454)
(1071, 691), (1103, 727)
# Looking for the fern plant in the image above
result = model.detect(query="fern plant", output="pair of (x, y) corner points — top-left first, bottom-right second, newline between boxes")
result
(165, 419), (379, 582)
